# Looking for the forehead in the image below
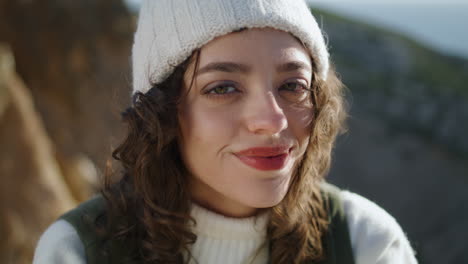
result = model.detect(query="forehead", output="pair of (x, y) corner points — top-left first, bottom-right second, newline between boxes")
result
(197, 28), (312, 67)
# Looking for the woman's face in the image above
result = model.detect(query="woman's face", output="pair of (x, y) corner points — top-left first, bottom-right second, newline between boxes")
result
(178, 28), (314, 217)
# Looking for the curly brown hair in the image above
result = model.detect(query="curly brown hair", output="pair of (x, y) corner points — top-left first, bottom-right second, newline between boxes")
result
(101, 48), (347, 263)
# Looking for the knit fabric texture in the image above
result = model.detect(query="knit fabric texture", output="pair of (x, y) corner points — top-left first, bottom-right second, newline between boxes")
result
(132, 0), (330, 95)
(32, 190), (419, 264)
(188, 203), (269, 263)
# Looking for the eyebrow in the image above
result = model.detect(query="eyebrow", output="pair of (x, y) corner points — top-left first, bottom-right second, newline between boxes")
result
(276, 61), (312, 74)
(196, 60), (312, 76)
(197, 62), (251, 76)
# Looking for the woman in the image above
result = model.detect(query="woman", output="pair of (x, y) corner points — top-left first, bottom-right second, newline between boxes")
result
(33, 0), (418, 263)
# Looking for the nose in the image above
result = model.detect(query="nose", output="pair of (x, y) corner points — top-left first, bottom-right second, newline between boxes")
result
(244, 91), (288, 135)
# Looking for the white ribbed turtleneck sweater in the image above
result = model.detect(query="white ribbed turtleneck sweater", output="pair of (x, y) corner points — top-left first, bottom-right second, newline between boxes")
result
(188, 204), (269, 264)
(33, 191), (418, 264)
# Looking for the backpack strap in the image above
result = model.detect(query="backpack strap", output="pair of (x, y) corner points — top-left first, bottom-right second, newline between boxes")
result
(60, 185), (354, 264)
(317, 182), (355, 264)
(59, 195), (135, 264)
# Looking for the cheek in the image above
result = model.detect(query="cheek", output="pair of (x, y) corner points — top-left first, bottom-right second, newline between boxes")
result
(179, 102), (237, 153)
(178, 103), (240, 190)
(286, 106), (314, 141)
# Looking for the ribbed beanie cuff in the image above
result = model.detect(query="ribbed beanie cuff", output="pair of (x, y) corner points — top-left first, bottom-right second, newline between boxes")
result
(132, 0), (329, 95)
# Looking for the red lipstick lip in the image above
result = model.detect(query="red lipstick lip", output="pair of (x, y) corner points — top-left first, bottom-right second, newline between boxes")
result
(234, 146), (292, 171)
(235, 146), (291, 157)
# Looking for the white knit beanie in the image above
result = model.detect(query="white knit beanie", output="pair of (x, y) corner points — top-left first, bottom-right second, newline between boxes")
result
(132, 0), (329, 95)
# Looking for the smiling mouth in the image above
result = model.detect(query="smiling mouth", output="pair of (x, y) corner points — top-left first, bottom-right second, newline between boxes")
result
(234, 146), (292, 171)
(235, 146), (291, 156)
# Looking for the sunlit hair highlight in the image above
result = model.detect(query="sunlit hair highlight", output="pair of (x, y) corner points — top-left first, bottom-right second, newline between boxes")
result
(268, 63), (348, 263)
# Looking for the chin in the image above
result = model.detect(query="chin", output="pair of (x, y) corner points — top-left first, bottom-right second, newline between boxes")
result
(245, 189), (288, 209)
(247, 178), (291, 209)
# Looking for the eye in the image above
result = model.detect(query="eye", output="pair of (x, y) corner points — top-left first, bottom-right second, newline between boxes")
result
(204, 82), (240, 96)
(279, 81), (309, 93)
(210, 85), (237, 94)
(279, 80), (311, 103)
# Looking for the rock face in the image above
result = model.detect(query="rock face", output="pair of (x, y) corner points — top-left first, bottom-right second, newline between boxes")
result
(0, 0), (134, 172)
(0, 1), (134, 263)
(0, 44), (76, 264)
(313, 8), (468, 264)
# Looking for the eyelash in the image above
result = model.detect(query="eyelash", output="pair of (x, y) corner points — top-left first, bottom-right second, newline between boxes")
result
(203, 80), (310, 99)
(203, 82), (240, 99)
(279, 81), (310, 93)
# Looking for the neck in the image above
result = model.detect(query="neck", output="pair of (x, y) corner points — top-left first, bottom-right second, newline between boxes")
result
(188, 203), (270, 264)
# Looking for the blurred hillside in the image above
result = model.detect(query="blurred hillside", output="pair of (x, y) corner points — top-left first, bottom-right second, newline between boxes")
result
(313, 8), (468, 264)
(0, 1), (466, 263)
(309, 2), (468, 60)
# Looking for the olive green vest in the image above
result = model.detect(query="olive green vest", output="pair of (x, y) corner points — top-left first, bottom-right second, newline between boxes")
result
(60, 183), (354, 264)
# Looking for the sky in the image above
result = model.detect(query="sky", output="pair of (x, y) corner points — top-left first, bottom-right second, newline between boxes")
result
(126, 0), (468, 5)
(307, 1), (468, 58)
(309, 0), (468, 4)
(125, 0), (468, 59)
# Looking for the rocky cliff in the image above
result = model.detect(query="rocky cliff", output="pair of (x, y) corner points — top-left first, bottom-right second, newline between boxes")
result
(0, 1), (134, 263)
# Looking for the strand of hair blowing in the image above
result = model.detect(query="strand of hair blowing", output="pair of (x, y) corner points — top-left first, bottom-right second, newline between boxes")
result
(268, 68), (347, 263)
(102, 58), (197, 263)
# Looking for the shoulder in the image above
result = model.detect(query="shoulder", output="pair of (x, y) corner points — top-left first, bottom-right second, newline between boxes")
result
(33, 220), (86, 264)
(33, 195), (107, 264)
(340, 190), (418, 264)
